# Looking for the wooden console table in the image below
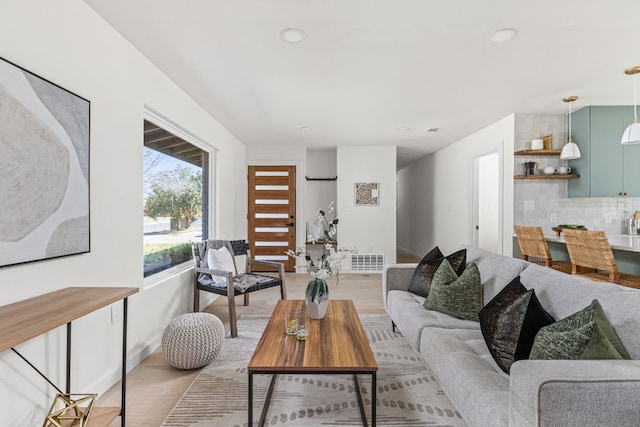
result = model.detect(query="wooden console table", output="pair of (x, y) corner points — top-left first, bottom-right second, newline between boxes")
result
(0, 286), (138, 427)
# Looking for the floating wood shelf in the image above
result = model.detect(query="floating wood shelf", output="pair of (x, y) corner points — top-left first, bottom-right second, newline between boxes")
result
(305, 176), (337, 181)
(514, 174), (580, 180)
(514, 150), (562, 156)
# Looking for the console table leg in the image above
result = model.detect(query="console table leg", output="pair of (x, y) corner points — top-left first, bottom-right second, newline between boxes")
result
(121, 297), (128, 427)
(66, 322), (71, 394)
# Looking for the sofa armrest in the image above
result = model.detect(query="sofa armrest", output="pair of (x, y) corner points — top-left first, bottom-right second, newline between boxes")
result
(382, 263), (417, 310)
(510, 360), (640, 427)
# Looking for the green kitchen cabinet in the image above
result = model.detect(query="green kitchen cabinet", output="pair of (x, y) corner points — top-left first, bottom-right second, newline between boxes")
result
(568, 106), (640, 198)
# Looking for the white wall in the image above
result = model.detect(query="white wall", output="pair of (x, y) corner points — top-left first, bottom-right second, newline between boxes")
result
(337, 146), (397, 264)
(397, 115), (515, 257)
(0, 1), (245, 425)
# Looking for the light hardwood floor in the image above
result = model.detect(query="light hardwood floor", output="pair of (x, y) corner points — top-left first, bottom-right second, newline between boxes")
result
(99, 251), (420, 426)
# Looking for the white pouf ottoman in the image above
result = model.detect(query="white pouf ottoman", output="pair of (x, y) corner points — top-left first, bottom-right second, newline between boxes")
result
(162, 312), (225, 369)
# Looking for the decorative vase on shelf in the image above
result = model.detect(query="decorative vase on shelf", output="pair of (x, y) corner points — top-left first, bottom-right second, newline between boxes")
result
(305, 277), (329, 319)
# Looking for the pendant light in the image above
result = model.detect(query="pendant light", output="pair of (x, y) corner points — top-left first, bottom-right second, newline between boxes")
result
(560, 96), (581, 160)
(621, 66), (640, 145)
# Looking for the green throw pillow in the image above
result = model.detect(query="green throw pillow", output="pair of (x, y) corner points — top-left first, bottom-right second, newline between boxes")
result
(423, 260), (482, 321)
(529, 299), (630, 360)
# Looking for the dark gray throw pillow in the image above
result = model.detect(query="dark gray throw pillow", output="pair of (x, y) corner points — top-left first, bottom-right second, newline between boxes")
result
(479, 276), (555, 373)
(423, 260), (482, 321)
(408, 247), (466, 297)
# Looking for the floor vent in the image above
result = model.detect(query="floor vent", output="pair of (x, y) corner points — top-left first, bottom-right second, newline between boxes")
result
(351, 254), (385, 272)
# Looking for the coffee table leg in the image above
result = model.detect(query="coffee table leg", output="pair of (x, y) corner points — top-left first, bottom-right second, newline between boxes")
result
(257, 374), (278, 427)
(248, 371), (253, 426)
(353, 374), (367, 426)
(371, 371), (376, 427)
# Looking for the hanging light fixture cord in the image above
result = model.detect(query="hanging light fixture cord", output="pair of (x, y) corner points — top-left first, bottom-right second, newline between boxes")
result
(569, 98), (572, 142)
(634, 71), (638, 123)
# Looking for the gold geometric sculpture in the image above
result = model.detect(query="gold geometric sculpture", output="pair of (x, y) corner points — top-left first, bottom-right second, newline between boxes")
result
(43, 393), (97, 427)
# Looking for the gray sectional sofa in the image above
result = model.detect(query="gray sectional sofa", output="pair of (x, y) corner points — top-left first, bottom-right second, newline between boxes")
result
(383, 245), (640, 427)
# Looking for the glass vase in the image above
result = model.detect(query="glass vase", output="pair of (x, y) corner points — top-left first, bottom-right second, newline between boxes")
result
(305, 278), (329, 319)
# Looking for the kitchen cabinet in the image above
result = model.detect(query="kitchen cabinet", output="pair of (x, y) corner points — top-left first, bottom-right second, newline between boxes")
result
(568, 106), (640, 197)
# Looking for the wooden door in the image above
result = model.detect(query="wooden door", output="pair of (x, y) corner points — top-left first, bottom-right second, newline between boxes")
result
(248, 165), (296, 271)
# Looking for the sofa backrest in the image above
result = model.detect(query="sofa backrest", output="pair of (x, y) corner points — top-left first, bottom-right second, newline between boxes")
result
(520, 263), (640, 360)
(463, 245), (530, 304)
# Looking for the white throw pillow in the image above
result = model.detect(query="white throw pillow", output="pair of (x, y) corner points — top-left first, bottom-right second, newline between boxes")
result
(207, 246), (236, 275)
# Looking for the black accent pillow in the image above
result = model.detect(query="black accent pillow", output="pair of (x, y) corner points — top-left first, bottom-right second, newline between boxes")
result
(479, 276), (555, 373)
(408, 247), (466, 297)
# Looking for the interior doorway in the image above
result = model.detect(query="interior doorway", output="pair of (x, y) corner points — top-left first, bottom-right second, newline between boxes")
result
(472, 151), (502, 253)
(247, 165), (296, 271)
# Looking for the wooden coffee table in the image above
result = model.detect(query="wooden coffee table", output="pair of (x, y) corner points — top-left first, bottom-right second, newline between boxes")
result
(248, 299), (378, 426)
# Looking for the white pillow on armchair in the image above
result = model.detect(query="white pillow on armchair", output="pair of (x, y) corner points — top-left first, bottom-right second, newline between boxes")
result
(207, 246), (236, 276)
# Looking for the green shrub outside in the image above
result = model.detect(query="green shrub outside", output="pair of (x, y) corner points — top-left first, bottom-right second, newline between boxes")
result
(144, 242), (193, 275)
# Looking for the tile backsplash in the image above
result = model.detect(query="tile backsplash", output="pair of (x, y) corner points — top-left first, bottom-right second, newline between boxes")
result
(513, 113), (640, 236)
(515, 195), (640, 235)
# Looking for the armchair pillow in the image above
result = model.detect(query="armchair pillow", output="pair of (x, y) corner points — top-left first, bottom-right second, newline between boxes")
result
(423, 260), (482, 321)
(529, 299), (630, 360)
(479, 276), (555, 373)
(206, 246), (236, 276)
(409, 247), (466, 297)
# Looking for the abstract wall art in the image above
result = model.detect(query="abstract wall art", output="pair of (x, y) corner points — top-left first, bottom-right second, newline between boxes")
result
(354, 182), (379, 206)
(0, 57), (90, 268)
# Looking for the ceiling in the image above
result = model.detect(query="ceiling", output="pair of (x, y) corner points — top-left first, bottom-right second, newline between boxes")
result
(84, 0), (640, 169)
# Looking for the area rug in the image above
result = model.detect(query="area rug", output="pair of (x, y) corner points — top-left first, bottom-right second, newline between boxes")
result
(162, 314), (466, 427)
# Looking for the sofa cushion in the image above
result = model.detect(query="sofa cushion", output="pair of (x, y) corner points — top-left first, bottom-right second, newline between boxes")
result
(408, 247), (466, 297)
(530, 299), (630, 361)
(479, 276), (555, 373)
(386, 290), (479, 350)
(463, 245), (529, 303)
(424, 261), (482, 321)
(420, 327), (510, 427)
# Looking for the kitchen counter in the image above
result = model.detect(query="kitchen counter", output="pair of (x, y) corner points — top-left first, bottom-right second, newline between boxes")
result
(545, 233), (640, 253)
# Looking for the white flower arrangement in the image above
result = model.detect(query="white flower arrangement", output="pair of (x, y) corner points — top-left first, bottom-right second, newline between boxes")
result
(286, 243), (355, 285)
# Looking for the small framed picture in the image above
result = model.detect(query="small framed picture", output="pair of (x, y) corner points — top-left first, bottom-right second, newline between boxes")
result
(354, 182), (379, 206)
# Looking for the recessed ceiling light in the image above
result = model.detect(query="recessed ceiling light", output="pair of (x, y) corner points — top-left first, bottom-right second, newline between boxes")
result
(280, 28), (306, 44)
(424, 128), (440, 133)
(488, 28), (518, 44)
(396, 126), (410, 131)
(299, 126), (312, 132)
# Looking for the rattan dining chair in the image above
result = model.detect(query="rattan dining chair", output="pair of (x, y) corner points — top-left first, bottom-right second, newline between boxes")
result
(514, 226), (572, 273)
(563, 229), (640, 289)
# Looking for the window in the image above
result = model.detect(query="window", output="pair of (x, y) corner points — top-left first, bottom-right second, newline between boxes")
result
(143, 118), (210, 278)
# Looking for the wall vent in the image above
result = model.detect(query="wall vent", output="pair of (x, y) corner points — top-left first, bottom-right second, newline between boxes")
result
(351, 254), (385, 272)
